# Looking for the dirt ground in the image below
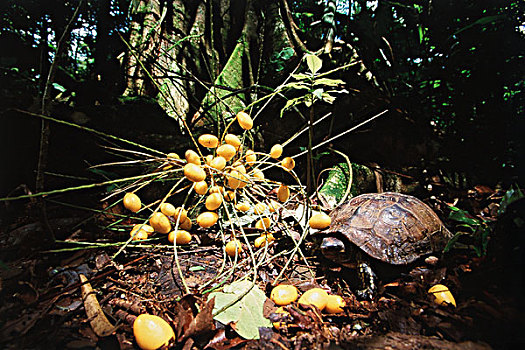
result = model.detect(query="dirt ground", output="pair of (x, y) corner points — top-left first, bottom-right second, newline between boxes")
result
(0, 188), (524, 350)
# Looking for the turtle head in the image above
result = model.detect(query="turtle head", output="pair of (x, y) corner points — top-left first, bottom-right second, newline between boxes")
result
(321, 235), (354, 266)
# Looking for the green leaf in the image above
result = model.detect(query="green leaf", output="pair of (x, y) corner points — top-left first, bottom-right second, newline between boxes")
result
(306, 54), (322, 75)
(443, 231), (464, 253)
(313, 78), (345, 86)
(291, 73), (311, 80)
(454, 15), (505, 35)
(189, 266), (205, 272)
(209, 280), (272, 339)
(52, 83), (67, 92)
(448, 206), (480, 226)
(279, 47), (295, 60)
(321, 92), (336, 104)
(498, 184), (525, 215)
(312, 88), (324, 100)
(282, 82), (310, 90)
(280, 97), (305, 117)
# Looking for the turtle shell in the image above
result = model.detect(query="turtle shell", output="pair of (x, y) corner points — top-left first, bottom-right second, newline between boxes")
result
(323, 192), (452, 265)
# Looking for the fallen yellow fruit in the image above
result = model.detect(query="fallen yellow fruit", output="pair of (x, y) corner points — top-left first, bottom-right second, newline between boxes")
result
(225, 239), (242, 257)
(298, 288), (329, 311)
(428, 284), (456, 307)
(270, 285), (299, 306)
(324, 295), (345, 314)
(168, 230), (192, 245)
(133, 314), (174, 350)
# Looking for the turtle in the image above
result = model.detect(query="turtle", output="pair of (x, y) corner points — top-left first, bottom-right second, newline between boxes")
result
(320, 192), (453, 300)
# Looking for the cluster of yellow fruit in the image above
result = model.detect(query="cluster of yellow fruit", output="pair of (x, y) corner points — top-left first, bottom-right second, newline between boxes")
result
(271, 285), (345, 313)
(121, 111), (330, 254)
(269, 284), (345, 329)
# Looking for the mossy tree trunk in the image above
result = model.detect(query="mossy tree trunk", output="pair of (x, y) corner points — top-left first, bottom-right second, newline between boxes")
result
(122, 0), (302, 132)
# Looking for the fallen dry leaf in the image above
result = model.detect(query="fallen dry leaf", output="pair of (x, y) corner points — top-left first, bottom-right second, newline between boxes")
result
(79, 274), (116, 337)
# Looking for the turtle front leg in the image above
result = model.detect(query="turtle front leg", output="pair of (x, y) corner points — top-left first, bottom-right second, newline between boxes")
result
(356, 256), (378, 300)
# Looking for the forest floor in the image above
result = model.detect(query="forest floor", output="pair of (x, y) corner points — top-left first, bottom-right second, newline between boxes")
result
(0, 185), (524, 350)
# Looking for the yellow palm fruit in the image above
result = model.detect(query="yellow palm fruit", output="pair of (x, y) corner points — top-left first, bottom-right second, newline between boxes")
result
(197, 211), (219, 228)
(251, 168), (265, 180)
(216, 144), (236, 161)
(205, 154), (214, 165)
(324, 295), (345, 314)
(133, 314), (174, 350)
(255, 217), (272, 230)
(167, 152), (180, 159)
(225, 239), (242, 257)
(309, 212), (331, 229)
(209, 185), (224, 194)
(428, 284), (456, 307)
(235, 202), (250, 212)
(185, 150), (201, 165)
(210, 156), (227, 170)
(198, 134), (219, 148)
(277, 185), (290, 202)
(227, 170), (241, 189)
(173, 207), (188, 223)
(194, 181), (208, 195)
(236, 111), (253, 130)
(160, 203), (176, 216)
(234, 162), (247, 174)
(245, 150), (257, 165)
(268, 199), (281, 213)
(149, 212), (171, 234)
(168, 230), (192, 245)
(298, 288), (329, 310)
(270, 285), (299, 306)
(123, 193), (141, 213)
(130, 224), (154, 240)
(281, 157), (295, 171)
(253, 202), (267, 215)
(270, 144), (283, 159)
(205, 193), (223, 210)
(224, 134), (241, 149)
(179, 217), (192, 230)
(224, 190), (236, 202)
(254, 234), (275, 248)
(184, 163), (206, 182)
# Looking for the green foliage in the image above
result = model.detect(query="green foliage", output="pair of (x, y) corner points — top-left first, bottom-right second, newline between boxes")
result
(444, 186), (524, 256)
(445, 206), (492, 257)
(279, 54), (347, 117)
(289, 0), (524, 184)
(270, 47), (295, 72)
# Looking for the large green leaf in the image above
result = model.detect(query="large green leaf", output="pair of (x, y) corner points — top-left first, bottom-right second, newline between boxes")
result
(306, 54), (322, 75)
(209, 280), (272, 339)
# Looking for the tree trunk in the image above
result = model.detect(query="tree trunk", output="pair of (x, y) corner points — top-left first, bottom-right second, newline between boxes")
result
(122, 0), (303, 130)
